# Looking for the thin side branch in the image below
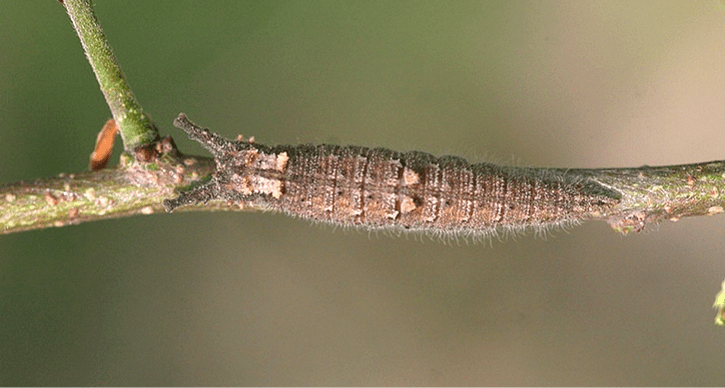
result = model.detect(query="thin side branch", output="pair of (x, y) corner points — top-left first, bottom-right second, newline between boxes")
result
(63, 0), (158, 150)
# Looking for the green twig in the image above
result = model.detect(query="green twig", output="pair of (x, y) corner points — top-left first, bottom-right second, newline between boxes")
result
(64, 0), (158, 150)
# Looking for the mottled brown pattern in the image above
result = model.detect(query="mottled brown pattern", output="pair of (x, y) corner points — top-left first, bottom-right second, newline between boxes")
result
(164, 114), (620, 234)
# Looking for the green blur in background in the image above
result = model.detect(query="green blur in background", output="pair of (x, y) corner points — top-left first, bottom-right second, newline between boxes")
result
(2, 1), (725, 385)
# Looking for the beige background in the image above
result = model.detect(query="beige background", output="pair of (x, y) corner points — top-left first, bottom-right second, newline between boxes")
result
(1, 1), (725, 385)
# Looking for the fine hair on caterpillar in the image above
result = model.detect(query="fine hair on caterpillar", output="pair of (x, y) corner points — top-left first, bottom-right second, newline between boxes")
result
(164, 113), (621, 240)
(294, 214), (582, 245)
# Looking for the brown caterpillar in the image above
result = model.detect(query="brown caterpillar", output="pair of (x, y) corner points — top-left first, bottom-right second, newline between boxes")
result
(164, 114), (620, 237)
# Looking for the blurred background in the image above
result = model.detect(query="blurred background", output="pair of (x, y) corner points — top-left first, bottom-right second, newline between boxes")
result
(2, 1), (725, 385)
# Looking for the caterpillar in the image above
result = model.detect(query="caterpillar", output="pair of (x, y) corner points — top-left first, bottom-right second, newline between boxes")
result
(164, 114), (620, 237)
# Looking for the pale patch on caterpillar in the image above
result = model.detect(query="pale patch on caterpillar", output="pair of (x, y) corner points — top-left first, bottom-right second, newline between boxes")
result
(164, 114), (621, 240)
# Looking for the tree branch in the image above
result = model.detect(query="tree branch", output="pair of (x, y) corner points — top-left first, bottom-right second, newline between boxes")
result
(0, 137), (224, 235)
(5, 107), (725, 236)
(569, 162), (725, 234)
